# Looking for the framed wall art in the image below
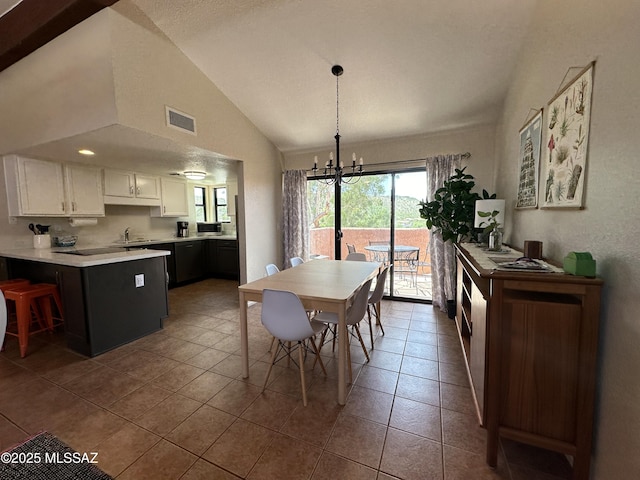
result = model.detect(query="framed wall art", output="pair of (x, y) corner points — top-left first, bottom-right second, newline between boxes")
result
(516, 109), (543, 209)
(541, 62), (595, 208)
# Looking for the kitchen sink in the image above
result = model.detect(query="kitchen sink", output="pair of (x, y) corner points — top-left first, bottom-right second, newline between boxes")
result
(114, 239), (160, 245)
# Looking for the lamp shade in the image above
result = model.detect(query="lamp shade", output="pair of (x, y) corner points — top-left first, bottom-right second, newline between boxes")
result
(474, 199), (505, 228)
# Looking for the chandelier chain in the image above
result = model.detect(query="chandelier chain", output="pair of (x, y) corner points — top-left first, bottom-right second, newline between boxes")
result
(336, 73), (340, 135)
(311, 64), (363, 186)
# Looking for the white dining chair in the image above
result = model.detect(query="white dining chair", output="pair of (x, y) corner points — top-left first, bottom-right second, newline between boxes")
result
(265, 263), (280, 276)
(345, 252), (367, 261)
(260, 289), (328, 406)
(315, 278), (373, 382)
(0, 290), (7, 352)
(290, 256), (304, 267)
(366, 265), (390, 349)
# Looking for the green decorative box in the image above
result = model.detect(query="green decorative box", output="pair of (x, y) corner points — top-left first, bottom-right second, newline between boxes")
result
(563, 252), (596, 277)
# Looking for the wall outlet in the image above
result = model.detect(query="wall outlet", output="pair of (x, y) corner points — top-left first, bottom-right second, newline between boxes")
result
(135, 274), (145, 288)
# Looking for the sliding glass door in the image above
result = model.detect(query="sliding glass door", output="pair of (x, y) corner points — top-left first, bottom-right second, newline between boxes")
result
(308, 169), (431, 301)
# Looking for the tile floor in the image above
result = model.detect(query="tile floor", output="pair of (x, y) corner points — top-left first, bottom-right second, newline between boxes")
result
(0, 278), (574, 479)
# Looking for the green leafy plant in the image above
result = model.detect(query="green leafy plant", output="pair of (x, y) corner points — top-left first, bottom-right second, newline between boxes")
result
(476, 210), (501, 233)
(418, 167), (490, 243)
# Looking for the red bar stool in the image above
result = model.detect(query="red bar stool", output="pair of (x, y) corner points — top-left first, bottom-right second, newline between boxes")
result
(0, 278), (31, 290)
(3, 283), (64, 357)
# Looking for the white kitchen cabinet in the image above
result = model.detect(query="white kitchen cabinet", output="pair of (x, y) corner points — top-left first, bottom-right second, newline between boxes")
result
(103, 169), (161, 206)
(64, 164), (104, 216)
(4, 155), (66, 216)
(3, 156), (104, 217)
(151, 177), (189, 217)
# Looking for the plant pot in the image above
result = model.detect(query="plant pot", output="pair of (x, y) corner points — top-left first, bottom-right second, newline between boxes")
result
(447, 299), (456, 319)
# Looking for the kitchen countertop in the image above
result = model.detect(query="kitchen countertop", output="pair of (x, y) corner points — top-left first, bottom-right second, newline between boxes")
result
(0, 246), (171, 268)
(0, 235), (237, 268)
(112, 234), (238, 246)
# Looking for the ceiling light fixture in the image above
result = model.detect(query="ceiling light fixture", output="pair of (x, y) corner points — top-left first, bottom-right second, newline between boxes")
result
(311, 65), (363, 185)
(78, 149), (95, 156)
(184, 170), (206, 180)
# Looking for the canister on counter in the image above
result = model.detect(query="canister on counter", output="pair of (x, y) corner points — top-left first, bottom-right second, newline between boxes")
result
(524, 240), (543, 259)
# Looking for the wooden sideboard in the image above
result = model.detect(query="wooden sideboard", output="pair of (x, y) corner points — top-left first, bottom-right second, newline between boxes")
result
(454, 243), (602, 480)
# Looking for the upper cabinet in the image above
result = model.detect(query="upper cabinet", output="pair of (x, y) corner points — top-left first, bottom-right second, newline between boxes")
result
(64, 164), (105, 216)
(103, 169), (161, 206)
(3, 155), (104, 217)
(150, 177), (189, 217)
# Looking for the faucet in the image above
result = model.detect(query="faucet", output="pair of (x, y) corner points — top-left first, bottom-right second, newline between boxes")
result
(124, 227), (130, 243)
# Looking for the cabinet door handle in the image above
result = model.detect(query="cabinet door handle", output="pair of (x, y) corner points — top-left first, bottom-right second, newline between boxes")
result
(130, 186), (134, 195)
(136, 187), (140, 195)
(163, 206), (166, 213)
(61, 202), (65, 212)
(72, 201), (76, 212)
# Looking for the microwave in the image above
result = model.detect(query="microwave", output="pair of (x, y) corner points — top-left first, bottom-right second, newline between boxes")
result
(197, 222), (222, 233)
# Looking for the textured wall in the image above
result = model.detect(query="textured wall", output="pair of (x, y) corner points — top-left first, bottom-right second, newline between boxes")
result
(494, 0), (640, 477)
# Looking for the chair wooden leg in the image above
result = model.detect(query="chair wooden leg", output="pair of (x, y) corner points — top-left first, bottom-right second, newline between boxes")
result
(262, 341), (279, 393)
(367, 305), (374, 349)
(298, 342), (308, 406)
(268, 336), (276, 352)
(353, 324), (370, 362)
(309, 337), (327, 376)
(375, 303), (385, 335)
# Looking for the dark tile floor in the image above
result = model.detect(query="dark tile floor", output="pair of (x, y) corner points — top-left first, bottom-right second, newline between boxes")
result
(0, 278), (573, 479)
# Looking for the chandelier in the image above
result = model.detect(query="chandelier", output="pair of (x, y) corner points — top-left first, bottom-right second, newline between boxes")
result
(311, 65), (363, 185)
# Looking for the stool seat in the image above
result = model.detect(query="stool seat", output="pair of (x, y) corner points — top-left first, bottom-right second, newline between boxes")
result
(0, 278), (30, 291)
(3, 283), (64, 357)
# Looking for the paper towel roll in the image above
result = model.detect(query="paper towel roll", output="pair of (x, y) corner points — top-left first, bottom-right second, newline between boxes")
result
(68, 218), (98, 227)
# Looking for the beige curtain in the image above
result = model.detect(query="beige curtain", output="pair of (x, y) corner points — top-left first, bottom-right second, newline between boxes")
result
(283, 170), (309, 268)
(426, 155), (462, 312)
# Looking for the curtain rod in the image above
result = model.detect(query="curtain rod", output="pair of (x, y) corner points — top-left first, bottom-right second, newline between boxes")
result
(304, 151), (471, 172)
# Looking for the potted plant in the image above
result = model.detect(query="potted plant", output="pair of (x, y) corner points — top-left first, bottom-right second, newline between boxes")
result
(418, 167), (495, 318)
(476, 209), (503, 251)
(418, 167), (481, 244)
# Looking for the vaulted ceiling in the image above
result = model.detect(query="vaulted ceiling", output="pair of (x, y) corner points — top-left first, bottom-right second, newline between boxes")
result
(1, 0), (537, 170)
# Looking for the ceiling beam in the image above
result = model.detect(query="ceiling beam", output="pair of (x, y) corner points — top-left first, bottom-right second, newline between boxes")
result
(0, 0), (118, 73)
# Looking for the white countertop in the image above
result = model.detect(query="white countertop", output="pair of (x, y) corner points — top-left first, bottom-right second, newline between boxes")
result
(0, 246), (171, 267)
(112, 234), (237, 246)
(0, 235), (237, 268)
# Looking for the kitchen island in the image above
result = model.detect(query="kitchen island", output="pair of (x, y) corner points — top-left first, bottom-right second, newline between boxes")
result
(0, 247), (170, 357)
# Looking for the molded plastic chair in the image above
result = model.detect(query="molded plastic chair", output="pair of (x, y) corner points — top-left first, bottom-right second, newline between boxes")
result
(290, 257), (304, 267)
(315, 278), (373, 382)
(261, 289), (327, 406)
(345, 252), (367, 261)
(265, 263), (280, 276)
(366, 265), (390, 349)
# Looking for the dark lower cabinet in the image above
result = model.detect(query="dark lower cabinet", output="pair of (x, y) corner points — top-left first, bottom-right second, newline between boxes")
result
(174, 241), (205, 284)
(145, 243), (175, 286)
(146, 238), (239, 288)
(207, 239), (239, 280)
(5, 256), (168, 357)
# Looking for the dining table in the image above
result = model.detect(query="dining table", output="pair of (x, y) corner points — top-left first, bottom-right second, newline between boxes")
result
(238, 259), (380, 405)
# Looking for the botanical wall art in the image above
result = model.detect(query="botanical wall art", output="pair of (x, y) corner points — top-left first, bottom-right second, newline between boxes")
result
(516, 109), (543, 209)
(541, 62), (594, 208)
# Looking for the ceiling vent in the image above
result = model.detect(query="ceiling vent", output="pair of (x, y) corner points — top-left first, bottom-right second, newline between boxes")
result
(165, 106), (196, 135)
